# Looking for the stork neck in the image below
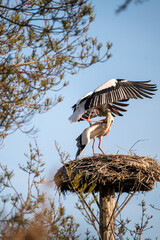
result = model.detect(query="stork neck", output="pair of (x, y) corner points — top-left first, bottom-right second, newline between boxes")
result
(107, 111), (113, 123)
(102, 111), (113, 123)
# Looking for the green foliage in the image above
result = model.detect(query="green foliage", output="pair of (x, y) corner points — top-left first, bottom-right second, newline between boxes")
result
(0, 0), (112, 142)
(0, 143), (80, 239)
(0, 142), (156, 239)
(55, 144), (155, 240)
(115, 200), (153, 240)
(55, 143), (102, 239)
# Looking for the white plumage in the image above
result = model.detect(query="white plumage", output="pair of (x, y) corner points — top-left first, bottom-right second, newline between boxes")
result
(69, 79), (157, 125)
(70, 78), (157, 157)
(68, 92), (92, 123)
(94, 78), (118, 92)
(76, 112), (114, 158)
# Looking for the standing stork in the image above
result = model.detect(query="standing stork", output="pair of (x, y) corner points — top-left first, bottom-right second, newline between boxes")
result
(69, 79), (157, 125)
(76, 112), (114, 158)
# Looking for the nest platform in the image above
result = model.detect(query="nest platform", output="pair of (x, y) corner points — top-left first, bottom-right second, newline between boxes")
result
(54, 154), (160, 193)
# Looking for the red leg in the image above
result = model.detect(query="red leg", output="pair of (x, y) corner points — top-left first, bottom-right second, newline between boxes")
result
(81, 112), (92, 125)
(98, 137), (105, 154)
(81, 112), (104, 126)
(87, 112), (92, 125)
(81, 118), (104, 126)
(92, 138), (95, 155)
(90, 120), (104, 123)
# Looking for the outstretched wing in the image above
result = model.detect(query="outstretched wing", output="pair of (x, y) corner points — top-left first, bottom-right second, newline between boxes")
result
(72, 91), (93, 112)
(85, 79), (157, 110)
(69, 91), (93, 122)
(108, 100), (129, 117)
(79, 100), (129, 120)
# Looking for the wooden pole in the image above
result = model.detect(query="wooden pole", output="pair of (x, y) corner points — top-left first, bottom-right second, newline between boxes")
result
(99, 185), (115, 240)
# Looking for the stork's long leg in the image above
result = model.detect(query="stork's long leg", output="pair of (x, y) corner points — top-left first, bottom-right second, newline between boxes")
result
(81, 112), (91, 125)
(81, 112), (104, 126)
(92, 138), (95, 155)
(81, 118), (103, 126)
(98, 137), (105, 154)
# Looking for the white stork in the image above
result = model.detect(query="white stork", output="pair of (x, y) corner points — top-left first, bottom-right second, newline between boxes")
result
(69, 79), (157, 125)
(76, 112), (114, 158)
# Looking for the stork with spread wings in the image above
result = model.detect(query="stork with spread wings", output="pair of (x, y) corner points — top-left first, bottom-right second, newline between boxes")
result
(69, 79), (157, 157)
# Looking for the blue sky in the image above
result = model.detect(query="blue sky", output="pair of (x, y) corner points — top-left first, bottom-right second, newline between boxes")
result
(1, 0), (160, 238)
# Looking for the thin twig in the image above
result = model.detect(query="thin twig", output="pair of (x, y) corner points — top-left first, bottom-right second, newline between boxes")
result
(115, 191), (136, 218)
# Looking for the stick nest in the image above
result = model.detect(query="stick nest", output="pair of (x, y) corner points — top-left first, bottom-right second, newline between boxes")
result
(54, 154), (160, 193)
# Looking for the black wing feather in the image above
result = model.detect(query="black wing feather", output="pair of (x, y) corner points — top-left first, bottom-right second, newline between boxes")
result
(79, 100), (129, 120)
(85, 80), (157, 109)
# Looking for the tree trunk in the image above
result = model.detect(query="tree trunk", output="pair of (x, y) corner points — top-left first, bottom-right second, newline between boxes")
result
(99, 185), (115, 240)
